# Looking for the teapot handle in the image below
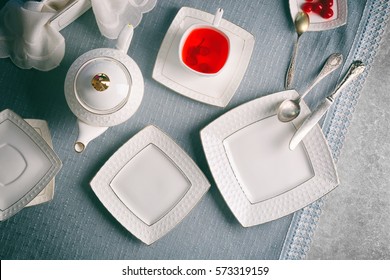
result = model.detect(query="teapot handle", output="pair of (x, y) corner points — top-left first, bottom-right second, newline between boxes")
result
(116, 24), (134, 53)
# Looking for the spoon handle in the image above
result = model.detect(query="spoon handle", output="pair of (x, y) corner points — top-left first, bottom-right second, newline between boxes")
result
(300, 53), (343, 100)
(328, 60), (365, 100)
(285, 36), (300, 89)
(289, 60), (365, 150)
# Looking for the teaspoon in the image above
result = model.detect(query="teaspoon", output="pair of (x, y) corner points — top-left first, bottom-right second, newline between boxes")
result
(285, 12), (310, 89)
(277, 53), (343, 122)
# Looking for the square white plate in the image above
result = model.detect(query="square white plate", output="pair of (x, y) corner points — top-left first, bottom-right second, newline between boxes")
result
(90, 125), (210, 245)
(0, 109), (62, 221)
(152, 7), (255, 107)
(25, 119), (56, 207)
(289, 0), (347, 31)
(200, 90), (339, 227)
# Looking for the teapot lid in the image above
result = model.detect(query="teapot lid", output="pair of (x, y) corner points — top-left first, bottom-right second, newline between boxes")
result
(64, 48), (144, 127)
(74, 57), (131, 114)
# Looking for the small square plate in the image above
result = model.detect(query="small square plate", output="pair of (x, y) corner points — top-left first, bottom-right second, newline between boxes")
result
(289, 0), (347, 31)
(200, 90), (339, 227)
(25, 119), (56, 207)
(90, 125), (210, 245)
(0, 110), (62, 221)
(152, 7), (255, 107)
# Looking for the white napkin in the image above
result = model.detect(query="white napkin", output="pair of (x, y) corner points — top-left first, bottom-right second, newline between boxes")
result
(0, 0), (66, 71)
(0, 0), (157, 70)
(91, 0), (157, 39)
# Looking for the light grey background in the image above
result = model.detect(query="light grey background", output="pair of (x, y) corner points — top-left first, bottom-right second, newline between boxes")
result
(308, 23), (390, 260)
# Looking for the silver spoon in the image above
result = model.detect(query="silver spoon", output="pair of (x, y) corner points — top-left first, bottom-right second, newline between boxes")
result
(289, 60), (365, 150)
(285, 12), (310, 89)
(277, 53), (343, 122)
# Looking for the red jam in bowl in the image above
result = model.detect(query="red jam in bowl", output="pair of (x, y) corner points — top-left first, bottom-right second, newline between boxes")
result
(181, 27), (229, 74)
(302, 0), (334, 19)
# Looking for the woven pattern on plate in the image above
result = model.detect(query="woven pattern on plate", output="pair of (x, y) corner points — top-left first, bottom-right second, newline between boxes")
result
(90, 125), (210, 245)
(0, 110), (62, 221)
(24, 119), (55, 207)
(200, 90), (339, 227)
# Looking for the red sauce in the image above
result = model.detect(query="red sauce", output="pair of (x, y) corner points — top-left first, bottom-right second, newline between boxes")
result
(181, 28), (229, 74)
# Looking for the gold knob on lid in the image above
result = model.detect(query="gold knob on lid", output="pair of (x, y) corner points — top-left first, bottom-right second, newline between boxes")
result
(91, 73), (110, 91)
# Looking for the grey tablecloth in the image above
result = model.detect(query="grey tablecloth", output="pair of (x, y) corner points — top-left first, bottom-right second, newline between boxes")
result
(0, 0), (389, 259)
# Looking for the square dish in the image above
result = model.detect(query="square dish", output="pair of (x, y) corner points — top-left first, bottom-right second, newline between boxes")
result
(289, 0), (347, 31)
(90, 125), (210, 245)
(0, 109), (62, 221)
(200, 90), (339, 227)
(152, 7), (255, 107)
(25, 119), (56, 207)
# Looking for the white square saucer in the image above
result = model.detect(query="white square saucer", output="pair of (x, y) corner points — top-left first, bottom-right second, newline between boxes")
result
(90, 125), (210, 245)
(152, 7), (255, 107)
(0, 110), (62, 221)
(201, 90), (339, 227)
(25, 119), (56, 207)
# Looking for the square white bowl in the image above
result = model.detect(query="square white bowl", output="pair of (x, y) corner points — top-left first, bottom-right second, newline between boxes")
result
(0, 109), (62, 221)
(152, 7), (255, 107)
(90, 125), (210, 245)
(200, 90), (339, 227)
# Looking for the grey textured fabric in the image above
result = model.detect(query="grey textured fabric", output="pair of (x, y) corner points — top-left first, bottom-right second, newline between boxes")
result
(281, 0), (390, 259)
(0, 0), (386, 259)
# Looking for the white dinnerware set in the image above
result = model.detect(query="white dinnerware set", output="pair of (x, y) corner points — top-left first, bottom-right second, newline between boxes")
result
(0, 0), (364, 245)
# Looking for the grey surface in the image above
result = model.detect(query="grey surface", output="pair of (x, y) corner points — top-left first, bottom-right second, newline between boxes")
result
(308, 23), (390, 260)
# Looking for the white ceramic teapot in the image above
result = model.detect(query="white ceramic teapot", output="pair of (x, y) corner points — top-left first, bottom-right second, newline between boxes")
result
(64, 24), (144, 153)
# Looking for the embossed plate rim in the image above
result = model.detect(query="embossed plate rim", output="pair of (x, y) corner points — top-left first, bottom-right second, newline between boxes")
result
(24, 119), (56, 207)
(0, 109), (62, 221)
(90, 125), (210, 245)
(200, 90), (339, 227)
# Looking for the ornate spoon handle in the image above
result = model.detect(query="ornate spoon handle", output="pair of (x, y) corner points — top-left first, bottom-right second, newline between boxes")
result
(285, 35), (300, 89)
(300, 53), (343, 100)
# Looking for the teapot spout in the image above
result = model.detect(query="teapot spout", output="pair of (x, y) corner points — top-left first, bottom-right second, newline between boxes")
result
(74, 119), (108, 153)
(116, 24), (134, 53)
